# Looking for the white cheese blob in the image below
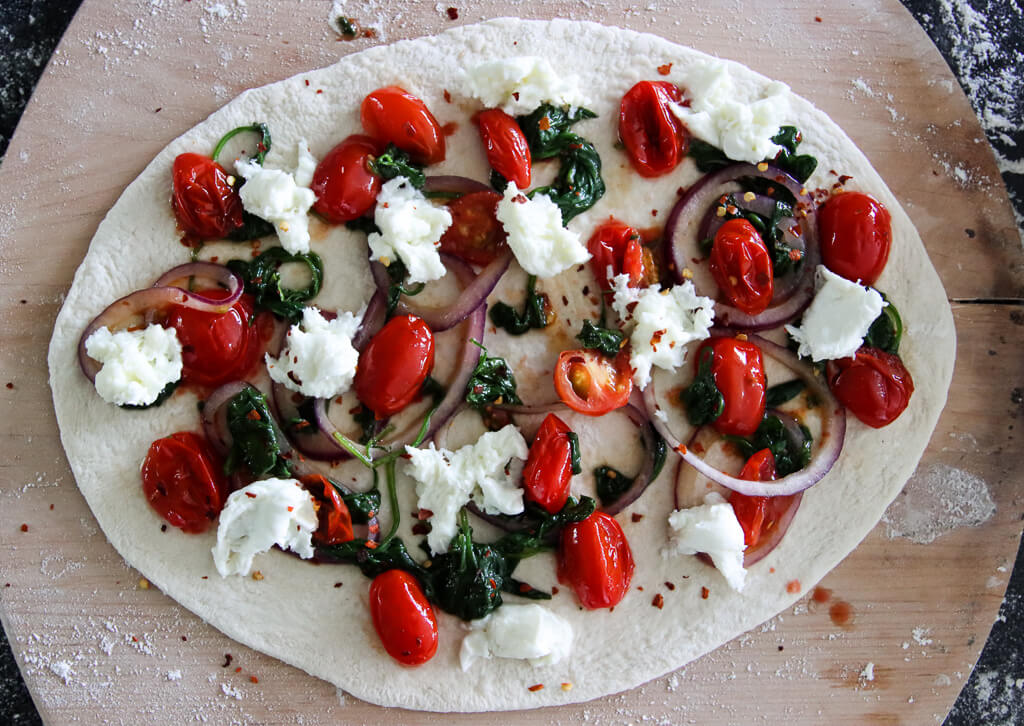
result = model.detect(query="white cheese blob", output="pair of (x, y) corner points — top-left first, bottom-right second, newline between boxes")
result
(405, 425), (529, 554)
(496, 183), (590, 278)
(84, 324), (182, 407)
(236, 140), (318, 254)
(784, 265), (887, 362)
(610, 274), (716, 390)
(670, 61), (792, 164)
(265, 306), (363, 399)
(212, 478), (318, 577)
(668, 492), (747, 592)
(368, 177), (452, 284)
(460, 603), (574, 671)
(465, 56), (588, 115)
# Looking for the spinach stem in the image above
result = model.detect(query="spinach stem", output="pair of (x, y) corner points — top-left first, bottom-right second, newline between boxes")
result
(380, 459), (400, 546)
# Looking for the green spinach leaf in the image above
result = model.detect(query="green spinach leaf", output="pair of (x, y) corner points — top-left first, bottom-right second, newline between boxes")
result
(213, 123), (272, 167)
(681, 347), (724, 426)
(728, 414), (812, 477)
(226, 246), (323, 323)
(223, 386), (292, 478)
(770, 126), (817, 183)
(517, 104), (597, 159)
(489, 275), (550, 335)
(382, 258), (426, 315)
(595, 466), (632, 505)
(863, 294), (903, 355)
(689, 138), (733, 173)
(764, 379), (806, 408)
(576, 319), (626, 357)
(368, 144), (426, 189)
(465, 344), (522, 409)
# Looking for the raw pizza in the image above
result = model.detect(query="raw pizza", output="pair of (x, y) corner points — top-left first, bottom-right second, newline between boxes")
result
(48, 17), (955, 712)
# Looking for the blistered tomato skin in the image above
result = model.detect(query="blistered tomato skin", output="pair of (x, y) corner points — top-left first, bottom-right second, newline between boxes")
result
(361, 86), (446, 165)
(141, 432), (227, 533)
(587, 219), (648, 300)
(694, 337), (767, 437)
(354, 315), (435, 418)
(730, 449), (775, 548)
(709, 218), (774, 316)
(311, 135), (384, 223)
(522, 413), (575, 515)
(475, 108), (532, 189)
(618, 81), (688, 178)
(369, 570), (439, 666)
(827, 346), (914, 428)
(299, 474), (355, 546)
(818, 192), (892, 286)
(171, 153), (244, 242)
(438, 190), (508, 266)
(558, 511), (634, 609)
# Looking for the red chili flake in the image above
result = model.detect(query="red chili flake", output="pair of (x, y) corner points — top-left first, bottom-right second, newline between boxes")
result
(235, 666), (242, 673)
(3, 584), (9, 588)
(637, 586), (644, 591)
(246, 409), (261, 421)
(417, 509), (434, 520)
(838, 174), (853, 185)
(652, 593), (665, 609)
(631, 513), (643, 523)
(446, 7), (459, 20)
(657, 63), (672, 76)
(442, 88), (453, 104)
(528, 683), (544, 692)
(49, 504), (54, 510)
(665, 581), (676, 591)
(488, 578), (497, 589)
(769, 567), (775, 573)
(650, 329), (665, 347)
(551, 586), (559, 595)
(222, 654), (233, 668)
(201, 576), (208, 579)
(675, 444), (688, 455)
(154, 107), (162, 113)
(512, 91), (520, 101)
(701, 587), (710, 599)
(181, 636), (188, 641)
(364, 540), (378, 549)
(305, 79), (310, 86)
(539, 116), (551, 132)
(316, 89), (324, 95)
(132, 636), (138, 642)
(19, 524), (27, 532)
(815, 16), (823, 22)
(250, 676), (259, 684)
(362, 28), (377, 38)
(245, 492), (257, 499)
(5, 383), (13, 390)
(785, 579), (801, 594)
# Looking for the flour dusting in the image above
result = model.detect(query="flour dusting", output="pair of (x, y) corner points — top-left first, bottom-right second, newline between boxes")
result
(882, 464), (995, 544)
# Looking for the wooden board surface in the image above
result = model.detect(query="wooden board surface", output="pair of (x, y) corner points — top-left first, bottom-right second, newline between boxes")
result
(0, 0), (1021, 723)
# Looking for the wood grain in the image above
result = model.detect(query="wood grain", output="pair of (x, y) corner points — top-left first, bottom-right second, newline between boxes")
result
(0, 1), (1020, 724)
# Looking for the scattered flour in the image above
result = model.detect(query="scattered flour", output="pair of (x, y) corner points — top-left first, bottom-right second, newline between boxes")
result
(220, 681), (243, 700)
(166, 669), (182, 681)
(912, 626), (934, 647)
(859, 662), (875, 682)
(882, 464), (995, 544)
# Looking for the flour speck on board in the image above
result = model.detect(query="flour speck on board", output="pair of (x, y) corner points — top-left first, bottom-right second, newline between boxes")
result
(882, 464), (995, 544)
(221, 681), (244, 700)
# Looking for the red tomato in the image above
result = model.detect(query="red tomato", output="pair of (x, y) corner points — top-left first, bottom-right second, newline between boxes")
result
(360, 86), (446, 165)
(171, 153), (244, 242)
(693, 337), (766, 437)
(522, 414), (575, 515)
(141, 432), (227, 533)
(618, 81), (689, 178)
(709, 218), (774, 315)
(587, 219), (648, 300)
(299, 474), (355, 546)
(311, 135), (383, 223)
(818, 192), (892, 285)
(437, 190), (508, 266)
(730, 449), (801, 556)
(826, 346), (914, 428)
(553, 348), (632, 416)
(474, 108), (531, 189)
(558, 511), (634, 609)
(368, 570), (438, 666)
(354, 315), (435, 418)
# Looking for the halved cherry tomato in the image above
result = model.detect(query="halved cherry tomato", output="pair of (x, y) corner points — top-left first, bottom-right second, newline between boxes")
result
(618, 81), (689, 178)
(558, 511), (634, 609)
(311, 135), (383, 223)
(730, 449), (800, 556)
(474, 108), (531, 189)
(141, 431), (227, 533)
(354, 314), (435, 418)
(368, 570), (438, 666)
(693, 337), (766, 437)
(818, 192), (892, 285)
(360, 86), (446, 165)
(709, 218), (774, 316)
(171, 153), (244, 242)
(299, 474), (354, 546)
(522, 413), (575, 515)
(826, 346), (914, 428)
(437, 190), (508, 266)
(554, 348), (632, 416)
(587, 219), (648, 301)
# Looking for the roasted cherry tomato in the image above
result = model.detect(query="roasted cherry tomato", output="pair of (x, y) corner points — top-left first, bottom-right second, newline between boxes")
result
(730, 449), (800, 557)
(618, 81), (689, 178)
(141, 431), (227, 533)
(311, 135), (384, 223)
(554, 348), (632, 416)
(826, 346), (914, 428)
(437, 190), (508, 266)
(354, 314), (435, 418)
(709, 218), (774, 316)
(299, 474), (354, 546)
(368, 570), (438, 666)
(171, 153), (244, 242)
(558, 511), (634, 609)
(818, 192), (892, 285)
(693, 337), (766, 437)
(522, 413), (576, 515)
(474, 108), (531, 189)
(360, 86), (446, 165)
(587, 219), (649, 300)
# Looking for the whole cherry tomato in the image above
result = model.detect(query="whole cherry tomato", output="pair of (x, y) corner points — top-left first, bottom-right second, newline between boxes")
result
(522, 413), (576, 515)
(311, 135), (383, 223)
(587, 219), (649, 301)
(141, 431), (227, 533)
(360, 86), (446, 165)
(709, 218), (774, 316)
(558, 511), (634, 609)
(368, 570), (438, 666)
(693, 337), (766, 437)
(618, 81), (689, 178)
(299, 474), (354, 546)
(437, 190), (508, 266)
(826, 346), (914, 428)
(354, 314), (435, 418)
(554, 348), (632, 416)
(171, 153), (244, 242)
(818, 192), (892, 285)
(474, 108), (531, 189)
(729, 449), (800, 557)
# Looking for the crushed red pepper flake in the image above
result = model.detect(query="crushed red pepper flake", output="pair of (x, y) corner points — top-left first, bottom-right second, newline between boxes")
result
(652, 593), (665, 609)
(19, 524), (28, 532)
(5, 383), (13, 390)
(815, 16), (823, 22)
(235, 666), (242, 673)
(528, 683), (544, 692)
(222, 654), (233, 668)
(786, 579), (801, 594)
(665, 581), (676, 591)
(701, 586), (710, 599)
(657, 63), (672, 75)
(250, 675), (259, 684)
(631, 512), (644, 523)
(446, 7), (459, 20)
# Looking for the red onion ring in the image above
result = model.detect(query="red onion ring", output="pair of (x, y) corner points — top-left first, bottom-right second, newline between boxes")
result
(267, 382), (359, 461)
(423, 175), (492, 197)
(150, 262), (244, 309)
(351, 290), (387, 352)
(200, 380), (257, 457)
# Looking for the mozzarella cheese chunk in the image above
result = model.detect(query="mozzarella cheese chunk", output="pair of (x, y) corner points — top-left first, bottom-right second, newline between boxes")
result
(785, 265), (886, 362)
(669, 61), (792, 164)
(84, 324), (182, 406)
(236, 140), (318, 254)
(368, 177), (452, 284)
(496, 183), (590, 278)
(265, 307), (363, 399)
(668, 492), (747, 592)
(405, 425), (529, 554)
(460, 603), (574, 671)
(465, 56), (588, 115)
(610, 274), (716, 390)
(212, 478), (318, 577)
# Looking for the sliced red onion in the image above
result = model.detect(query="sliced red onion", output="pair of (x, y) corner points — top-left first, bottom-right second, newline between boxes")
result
(200, 380), (253, 456)
(600, 404), (665, 516)
(351, 290), (387, 352)
(423, 175), (492, 197)
(267, 382), (357, 461)
(151, 262), (244, 309)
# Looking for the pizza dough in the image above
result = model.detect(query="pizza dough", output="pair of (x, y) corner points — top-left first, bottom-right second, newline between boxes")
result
(47, 18), (955, 712)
